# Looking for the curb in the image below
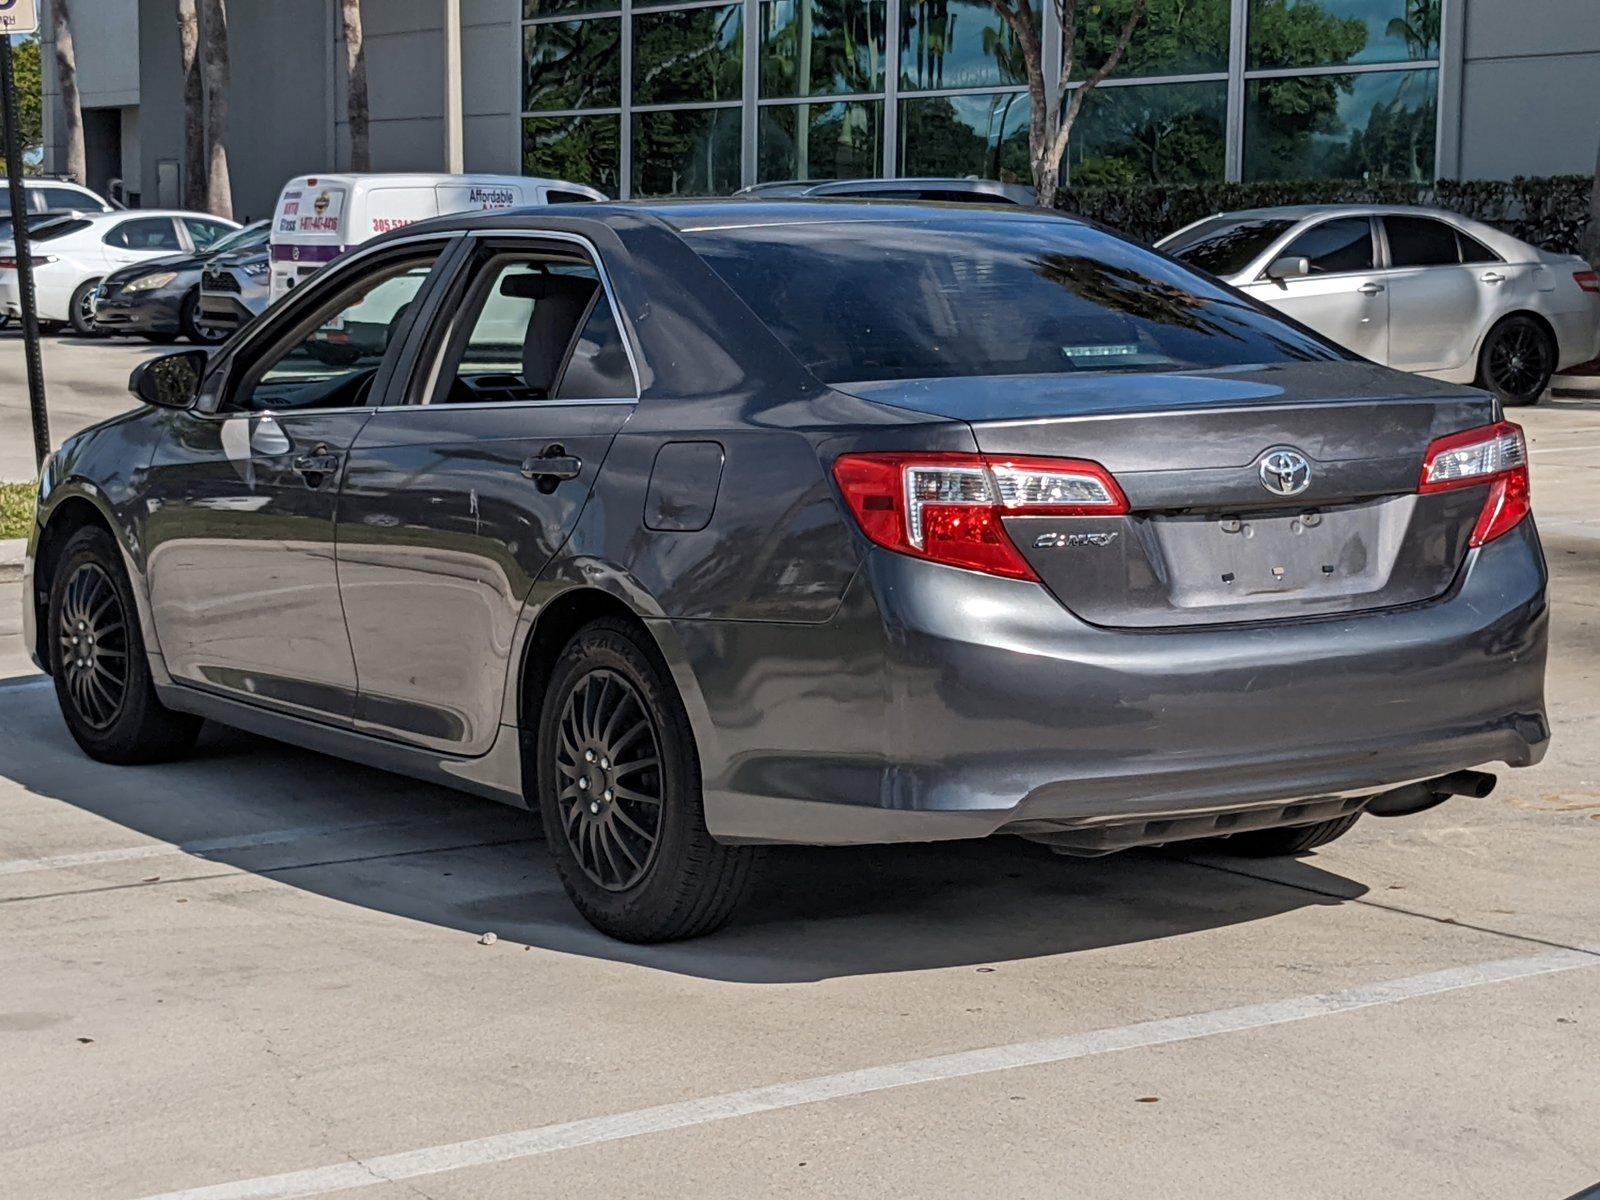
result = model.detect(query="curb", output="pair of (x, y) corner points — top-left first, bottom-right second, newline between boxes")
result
(0, 538), (25, 585)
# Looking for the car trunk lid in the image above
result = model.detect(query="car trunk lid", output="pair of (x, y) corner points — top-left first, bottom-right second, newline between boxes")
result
(838, 363), (1499, 628)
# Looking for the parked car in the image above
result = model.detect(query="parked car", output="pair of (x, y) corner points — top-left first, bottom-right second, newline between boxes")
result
(196, 243), (270, 338)
(0, 211), (97, 331)
(0, 177), (116, 218)
(269, 173), (606, 303)
(736, 177), (1035, 204)
(24, 201), (1547, 941)
(1159, 205), (1600, 406)
(0, 210), (241, 335)
(93, 220), (269, 345)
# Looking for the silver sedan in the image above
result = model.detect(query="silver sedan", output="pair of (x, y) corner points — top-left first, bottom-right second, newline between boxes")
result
(1159, 205), (1600, 405)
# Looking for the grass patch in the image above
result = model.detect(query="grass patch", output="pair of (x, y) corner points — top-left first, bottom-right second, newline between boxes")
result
(0, 481), (36, 541)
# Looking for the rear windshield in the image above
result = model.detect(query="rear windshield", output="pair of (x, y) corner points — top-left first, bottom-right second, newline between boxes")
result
(686, 217), (1339, 384)
(1163, 217), (1296, 276)
(30, 218), (94, 243)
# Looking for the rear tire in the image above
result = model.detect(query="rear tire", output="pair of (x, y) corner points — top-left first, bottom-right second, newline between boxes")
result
(69, 280), (102, 337)
(534, 617), (759, 942)
(47, 527), (202, 764)
(1196, 813), (1362, 858)
(1476, 314), (1555, 407)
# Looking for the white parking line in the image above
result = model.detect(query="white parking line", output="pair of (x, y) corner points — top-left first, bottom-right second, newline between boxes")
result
(130, 947), (1597, 1200)
(0, 819), (453, 877)
(1529, 442), (1600, 456)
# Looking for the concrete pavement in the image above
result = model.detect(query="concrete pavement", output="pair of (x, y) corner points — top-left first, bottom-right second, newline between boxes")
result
(1, 342), (1598, 1199)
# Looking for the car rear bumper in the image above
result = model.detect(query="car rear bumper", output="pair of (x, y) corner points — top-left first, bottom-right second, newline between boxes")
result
(669, 520), (1549, 846)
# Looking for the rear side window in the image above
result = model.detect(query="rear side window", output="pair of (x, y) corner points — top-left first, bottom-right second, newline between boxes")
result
(185, 218), (234, 249)
(106, 218), (182, 251)
(1385, 216), (1463, 268)
(1455, 229), (1500, 265)
(1165, 217), (1296, 276)
(687, 217), (1342, 384)
(1281, 218), (1373, 275)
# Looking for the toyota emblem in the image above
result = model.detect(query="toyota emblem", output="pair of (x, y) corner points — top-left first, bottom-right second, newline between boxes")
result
(1258, 449), (1312, 497)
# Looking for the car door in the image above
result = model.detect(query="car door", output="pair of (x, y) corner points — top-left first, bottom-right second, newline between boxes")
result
(141, 241), (452, 722)
(1240, 216), (1389, 363)
(336, 237), (638, 753)
(1379, 214), (1503, 375)
(103, 216), (185, 269)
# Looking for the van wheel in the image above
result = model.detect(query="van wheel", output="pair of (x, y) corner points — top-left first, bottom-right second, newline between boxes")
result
(535, 618), (759, 942)
(1195, 814), (1362, 858)
(69, 280), (102, 336)
(1477, 315), (1554, 407)
(47, 526), (202, 764)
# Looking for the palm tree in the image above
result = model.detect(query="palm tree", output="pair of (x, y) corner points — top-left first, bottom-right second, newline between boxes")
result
(342, 0), (370, 171)
(200, 0), (232, 217)
(51, 0), (86, 185)
(177, 0), (206, 209)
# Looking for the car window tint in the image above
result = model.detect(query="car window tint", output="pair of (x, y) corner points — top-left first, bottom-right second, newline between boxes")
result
(1455, 229), (1500, 265)
(1385, 216), (1461, 268)
(185, 218), (233, 249)
(1166, 217), (1296, 276)
(30, 218), (94, 243)
(106, 217), (183, 251)
(688, 217), (1342, 385)
(41, 186), (98, 211)
(230, 256), (438, 413)
(431, 256), (635, 404)
(545, 190), (598, 203)
(1281, 218), (1373, 274)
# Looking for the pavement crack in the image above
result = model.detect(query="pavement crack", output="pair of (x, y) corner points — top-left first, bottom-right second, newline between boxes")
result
(1179, 854), (1600, 960)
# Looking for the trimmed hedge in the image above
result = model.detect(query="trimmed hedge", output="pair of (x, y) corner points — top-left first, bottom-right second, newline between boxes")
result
(1055, 174), (1596, 256)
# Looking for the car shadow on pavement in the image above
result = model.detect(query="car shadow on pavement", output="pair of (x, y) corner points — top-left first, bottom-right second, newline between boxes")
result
(1, 677), (1367, 984)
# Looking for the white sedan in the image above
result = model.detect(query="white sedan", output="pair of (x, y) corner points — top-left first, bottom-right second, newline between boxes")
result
(0, 209), (239, 336)
(1159, 205), (1600, 406)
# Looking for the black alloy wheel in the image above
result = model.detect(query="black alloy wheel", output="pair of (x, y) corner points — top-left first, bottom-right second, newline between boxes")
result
(1478, 315), (1555, 407)
(56, 561), (130, 731)
(554, 668), (665, 892)
(182, 290), (227, 344)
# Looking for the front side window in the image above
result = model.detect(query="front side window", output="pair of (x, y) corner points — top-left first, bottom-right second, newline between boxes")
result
(185, 218), (235, 250)
(227, 254), (439, 413)
(107, 218), (183, 252)
(1384, 215), (1461, 268)
(1279, 217), (1373, 275)
(688, 216), (1342, 384)
(429, 253), (635, 405)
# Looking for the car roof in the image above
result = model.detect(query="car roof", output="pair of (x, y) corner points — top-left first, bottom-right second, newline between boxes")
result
(75, 209), (238, 223)
(736, 177), (1034, 202)
(1183, 203), (1533, 255)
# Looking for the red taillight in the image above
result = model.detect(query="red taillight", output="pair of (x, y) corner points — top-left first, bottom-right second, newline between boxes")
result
(1575, 270), (1599, 294)
(0, 255), (52, 270)
(831, 451), (1128, 580)
(1418, 420), (1531, 547)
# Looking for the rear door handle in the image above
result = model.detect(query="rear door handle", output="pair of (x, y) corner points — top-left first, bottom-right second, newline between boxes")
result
(521, 445), (583, 488)
(1480, 271), (1506, 285)
(1357, 282), (1385, 296)
(292, 448), (342, 485)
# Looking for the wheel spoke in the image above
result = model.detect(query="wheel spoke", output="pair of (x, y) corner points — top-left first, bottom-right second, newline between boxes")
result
(612, 784), (662, 807)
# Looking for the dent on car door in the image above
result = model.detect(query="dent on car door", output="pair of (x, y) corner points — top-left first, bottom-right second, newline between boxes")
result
(141, 244), (449, 722)
(1243, 216), (1389, 363)
(337, 242), (637, 753)
(1379, 215), (1491, 374)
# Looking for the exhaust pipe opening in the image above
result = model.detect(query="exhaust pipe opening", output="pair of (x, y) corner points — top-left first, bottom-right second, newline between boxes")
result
(1366, 769), (1497, 817)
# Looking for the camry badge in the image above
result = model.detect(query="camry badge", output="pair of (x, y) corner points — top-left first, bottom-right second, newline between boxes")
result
(1258, 448), (1312, 497)
(1034, 531), (1119, 549)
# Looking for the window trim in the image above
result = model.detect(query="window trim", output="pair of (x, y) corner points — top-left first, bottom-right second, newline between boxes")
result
(391, 228), (643, 411)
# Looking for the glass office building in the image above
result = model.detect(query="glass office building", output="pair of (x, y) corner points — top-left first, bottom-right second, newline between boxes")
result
(520, 0), (1442, 197)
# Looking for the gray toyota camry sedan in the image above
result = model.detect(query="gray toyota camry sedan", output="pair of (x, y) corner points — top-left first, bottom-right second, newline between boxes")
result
(22, 201), (1549, 942)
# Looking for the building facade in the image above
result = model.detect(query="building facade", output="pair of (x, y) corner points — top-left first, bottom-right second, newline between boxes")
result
(40, 0), (1600, 219)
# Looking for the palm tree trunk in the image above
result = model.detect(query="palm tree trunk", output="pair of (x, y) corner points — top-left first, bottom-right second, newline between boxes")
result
(342, 0), (370, 171)
(200, 0), (232, 218)
(52, 0), (87, 185)
(177, 0), (206, 210)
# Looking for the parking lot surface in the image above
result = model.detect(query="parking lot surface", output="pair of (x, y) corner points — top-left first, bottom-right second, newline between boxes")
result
(2, 338), (1599, 1199)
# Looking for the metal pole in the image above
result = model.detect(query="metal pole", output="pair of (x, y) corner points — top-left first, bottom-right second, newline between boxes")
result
(1, 35), (49, 471)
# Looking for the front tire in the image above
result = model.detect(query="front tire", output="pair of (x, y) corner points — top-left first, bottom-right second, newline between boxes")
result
(535, 618), (759, 942)
(181, 290), (226, 345)
(68, 280), (102, 337)
(1477, 314), (1555, 407)
(47, 527), (202, 764)
(1196, 813), (1361, 858)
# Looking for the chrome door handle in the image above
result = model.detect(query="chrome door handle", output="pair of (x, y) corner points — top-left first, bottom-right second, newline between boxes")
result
(1357, 282), (1385, 296)
(521, 444), (583, 493)
(1480, 271), (1506, 284)
(291, 448), (341, 486)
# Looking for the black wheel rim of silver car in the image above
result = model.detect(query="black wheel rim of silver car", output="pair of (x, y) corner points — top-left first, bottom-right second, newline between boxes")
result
(555, 669), (665, 892)
(1486, 324), (1549, 398)
(57, 563), (129, 730)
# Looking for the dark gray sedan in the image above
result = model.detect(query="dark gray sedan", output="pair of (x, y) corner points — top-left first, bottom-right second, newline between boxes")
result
(21, 201), (1549, 941)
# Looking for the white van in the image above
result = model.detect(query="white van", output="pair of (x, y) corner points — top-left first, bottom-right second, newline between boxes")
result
(268, 173), (606, 304)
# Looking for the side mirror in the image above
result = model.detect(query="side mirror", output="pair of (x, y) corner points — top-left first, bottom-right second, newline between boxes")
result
(129, 349), (209, 410)
(1265, 255), (1311, 283)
